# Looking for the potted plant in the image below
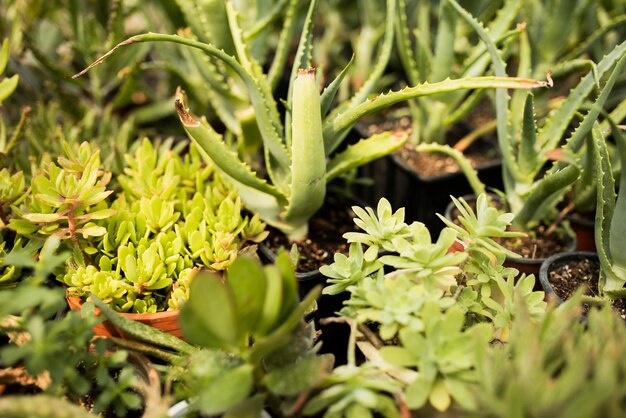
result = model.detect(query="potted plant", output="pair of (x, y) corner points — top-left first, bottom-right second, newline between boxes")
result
(87, 253), (333, 418)
(0, 237), (163, 417)
(314, 194), (546, 414)
(540, 119), (626, 317)
(357, 0), (527, 233)
(443, 2), (626, 276)
(8, 139), (267, 336)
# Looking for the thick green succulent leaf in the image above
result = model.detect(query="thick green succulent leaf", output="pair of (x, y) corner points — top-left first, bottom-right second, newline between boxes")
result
(283, 69), (326, 240)
(431, 0), (456, 83)
(0, 38), (8, 75)
(326, 131), (408, 182)
(196, 364), (254, 416)
(538, 39), (626, 154)
(180, 272), (240, 351)
(518, 93), (538, 177)
(267, 0), (299, 90)
(320, 54), (355, 117)
(226, 256), (267, 336)
(174, 0), (235, 52)
(175, 93), (285, 203)
(284, 0), (317, 147)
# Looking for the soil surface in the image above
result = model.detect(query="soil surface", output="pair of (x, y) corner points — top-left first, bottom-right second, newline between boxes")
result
(264, 197), (356, 273)
(548, 257), (626, 319)
(361, 102), (499, 178)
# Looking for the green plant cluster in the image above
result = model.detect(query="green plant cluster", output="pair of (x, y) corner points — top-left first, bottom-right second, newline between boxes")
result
(319, 195), (547, 413)
(5, 138), (267, 313)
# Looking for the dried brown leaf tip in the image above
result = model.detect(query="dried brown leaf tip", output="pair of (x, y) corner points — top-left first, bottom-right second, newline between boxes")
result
(175, 88), (199, 126)
(298, 67), (316, 77)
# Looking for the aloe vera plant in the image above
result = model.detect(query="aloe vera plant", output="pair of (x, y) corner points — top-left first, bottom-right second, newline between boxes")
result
(74, 0), (544, 241)
(449, 0), (626, 230)
(593, 121), (626, 299)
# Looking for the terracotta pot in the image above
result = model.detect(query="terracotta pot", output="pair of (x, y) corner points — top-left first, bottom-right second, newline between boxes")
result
(538, 251), (599, 305)
(66, 296), (183, 338)
(565, 213), (595, 252)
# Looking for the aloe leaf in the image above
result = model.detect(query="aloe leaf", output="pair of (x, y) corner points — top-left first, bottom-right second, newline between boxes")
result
(320, 55), (355, 117)
(244, 0), (290, 41)
(268, 0), (299, 90)
(91, 297), (196, 355)
(175, 93), (285, 202)
(538, 39), (626, 154)
(431, 0), (456, 83)
(326, 131), (408, 182)
(510, 29), (532, 142)
(395, 0), (420, 86)
(414, 143), (485, 194)
(283, 69), (326, 241)
(518, 93), (538, 177)
(324, 76), (543, 155)
(349, 0), (397, 106)
(284, 0), (317, 148)
(607, 121), (626, 284)
(513, 164), (580, 228)
(592, 123), (625, 294)
(448, 0), (517, 182)
(174, 0), (235, 52)
(74, 33), (290, 172)
(563, 14), (626, 62)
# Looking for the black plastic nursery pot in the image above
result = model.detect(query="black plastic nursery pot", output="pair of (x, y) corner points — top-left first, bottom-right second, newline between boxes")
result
(538, 251), (599, 304)
(443, 194), (577, 284)
(354, 126), (503, 235)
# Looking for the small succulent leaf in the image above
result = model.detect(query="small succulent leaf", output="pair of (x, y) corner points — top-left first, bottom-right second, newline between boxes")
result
(405, 374), (434, 409)
(0, 75), (18, 104)
(256, 264), (284, 337)
(429, 379), (451, 412)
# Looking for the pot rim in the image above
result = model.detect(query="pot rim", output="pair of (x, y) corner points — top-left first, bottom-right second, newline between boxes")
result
(538, 251), (599, 304)
(66, 295), (180, 320)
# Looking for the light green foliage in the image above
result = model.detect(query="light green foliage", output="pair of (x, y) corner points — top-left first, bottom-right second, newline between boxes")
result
(0, 237), (141, 416)
(343, 272), (456, 340)
(381, 304), (493, 411)
(303, 363), (402, 418)
(9, 141), (114, 262)
(466, 295), (626, 418)
(321, 195), (547, 411)
(57, 138), (266, 313)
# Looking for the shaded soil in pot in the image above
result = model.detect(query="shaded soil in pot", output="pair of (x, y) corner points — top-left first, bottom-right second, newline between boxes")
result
(363, 115), (499, 178)
(264, 197), (355, 273)
(548, 258), (626, 319)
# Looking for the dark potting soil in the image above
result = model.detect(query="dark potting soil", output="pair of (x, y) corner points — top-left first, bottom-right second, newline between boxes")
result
(548, 258), (626, 319)
(265, 198), (355, 273)
(362, 103), (499, 177)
